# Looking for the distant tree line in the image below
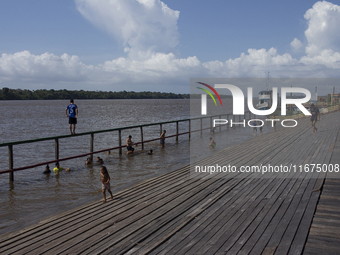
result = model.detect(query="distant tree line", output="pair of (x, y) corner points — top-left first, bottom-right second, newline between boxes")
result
(0, 87), (191, 100)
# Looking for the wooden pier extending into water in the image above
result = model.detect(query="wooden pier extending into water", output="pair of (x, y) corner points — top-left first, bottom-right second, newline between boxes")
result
(0, 110), (340, 254)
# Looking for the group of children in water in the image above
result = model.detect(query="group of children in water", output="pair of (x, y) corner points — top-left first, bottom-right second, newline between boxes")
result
(43, 133), (162, 202)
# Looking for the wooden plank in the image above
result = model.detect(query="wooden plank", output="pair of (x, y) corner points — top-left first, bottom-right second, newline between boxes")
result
(315, 205), (340, 213)
(147, 179), (258, 255)
(262, 247), (276, 255)
(313, 216), (340, 226)
(304, 238), (340, 254)
(225, 178), (296, 255)
(238, 176), (307, 255)
(147, 179), (272, 255)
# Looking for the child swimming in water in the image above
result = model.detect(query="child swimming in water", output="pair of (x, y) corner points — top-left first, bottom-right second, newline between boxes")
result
(53, 162), (70, 174)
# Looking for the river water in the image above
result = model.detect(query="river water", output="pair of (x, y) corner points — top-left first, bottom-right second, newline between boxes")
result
(0, 99), (267, 235)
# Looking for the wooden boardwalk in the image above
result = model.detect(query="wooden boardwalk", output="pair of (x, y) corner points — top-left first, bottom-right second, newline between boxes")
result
(0, 111), (339, 254)
(304, 120), (340, 255)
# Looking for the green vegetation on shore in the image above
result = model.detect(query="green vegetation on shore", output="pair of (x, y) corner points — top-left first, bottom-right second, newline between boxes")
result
(0, 87), (190, 100)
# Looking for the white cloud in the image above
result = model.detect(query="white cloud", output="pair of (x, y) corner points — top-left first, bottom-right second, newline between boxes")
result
(300, 49), (340, 68)
(304, 1), (340, 56)
(290, 38), (303, 51)
(0, 51), (95, 83)
(75, 0), (180, 59)
(0, 51), (204, 90)
(203, 48), (300, 78)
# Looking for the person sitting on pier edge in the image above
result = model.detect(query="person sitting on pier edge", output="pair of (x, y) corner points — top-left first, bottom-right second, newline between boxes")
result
(53, 162), (70, 174)
(209, 137), (216, 149)
(85, 157), (92, 165)
(160, 130), (166, 148)
(126, 135), (135, 155)
(99, 166), (113, 203)
(148, 149), (153, 155)
(43, 164), (51, 174)
(97, 157), (104, 164)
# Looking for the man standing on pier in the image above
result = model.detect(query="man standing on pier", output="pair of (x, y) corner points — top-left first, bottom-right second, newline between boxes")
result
(310, 104), (318, 134)
(66, 99), (78, 135)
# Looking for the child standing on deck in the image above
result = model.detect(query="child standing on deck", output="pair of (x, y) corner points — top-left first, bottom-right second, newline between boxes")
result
(99, 166), (113, 203)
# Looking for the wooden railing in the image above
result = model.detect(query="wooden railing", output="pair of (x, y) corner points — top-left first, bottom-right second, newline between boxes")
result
(0, 111), (254, 182)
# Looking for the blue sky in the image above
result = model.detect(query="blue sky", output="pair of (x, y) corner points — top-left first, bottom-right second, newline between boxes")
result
(1, 0), (340, 94)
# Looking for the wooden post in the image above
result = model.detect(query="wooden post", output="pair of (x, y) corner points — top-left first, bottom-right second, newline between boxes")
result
(55, 138), (59, 161)
(160, 124), (162, 135)
(200, 118), (203, 136)
(189, 119), (191, 139)
(140, 126), (144, 150)
(118, 130), (122, 155)
(90, 134), (94, 161)
(8, 145), (13, 182)
(176, 121), (179, 142)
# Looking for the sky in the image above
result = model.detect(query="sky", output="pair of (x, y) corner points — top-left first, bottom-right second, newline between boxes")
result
(1, 0), (340, 94)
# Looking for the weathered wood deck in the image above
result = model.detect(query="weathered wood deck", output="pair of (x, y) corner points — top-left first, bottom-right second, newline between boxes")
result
(0, 111), (339, 254)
